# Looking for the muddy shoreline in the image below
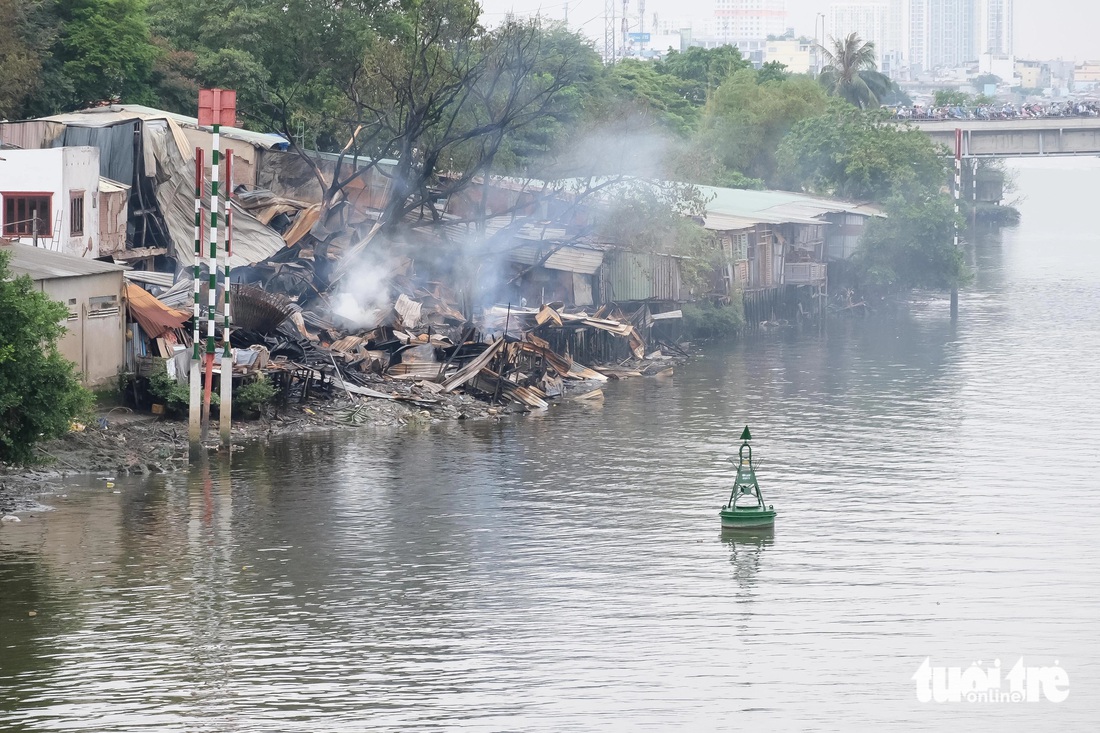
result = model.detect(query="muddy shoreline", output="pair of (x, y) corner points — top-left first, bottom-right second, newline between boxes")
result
(0, 362), (675, 515)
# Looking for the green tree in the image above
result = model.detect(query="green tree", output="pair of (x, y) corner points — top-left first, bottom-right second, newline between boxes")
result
(654, 45), (750, 105)
(149, 0), (386, 144)
(0, 0), (43, 117)
(756, 61), (789, 85)
(972, 73), (1000, 91)
(933, 88), (972, 106)
(688, 68), (828, 186)
(777, 102), (968, 292)
(817, 32), (891, 108)
(854, 193), (969, 291)
(776, 101), (947, 201)
(55, 0), (161, 107)
(0, 251), (92, 465)
(595, 58), (702, 135)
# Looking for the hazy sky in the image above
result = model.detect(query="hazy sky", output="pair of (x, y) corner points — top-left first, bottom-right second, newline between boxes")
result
(479, 0), (1100, 62)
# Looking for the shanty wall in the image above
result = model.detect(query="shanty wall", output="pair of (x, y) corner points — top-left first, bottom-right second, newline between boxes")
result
(35, 271), (126, 387)
(98, 184), (129, 257)
(824, 212), (870, 260)
(599, 251), (684, 303)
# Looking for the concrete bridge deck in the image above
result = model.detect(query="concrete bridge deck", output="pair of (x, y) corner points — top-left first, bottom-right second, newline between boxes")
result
(903, 118), (1100, 157)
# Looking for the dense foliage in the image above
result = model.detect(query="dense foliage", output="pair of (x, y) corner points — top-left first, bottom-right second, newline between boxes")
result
(0, 251), (93, 465)
(817, 33), (891, 110)
(778, 102), (970, 292)
(0, 0), (968, 297)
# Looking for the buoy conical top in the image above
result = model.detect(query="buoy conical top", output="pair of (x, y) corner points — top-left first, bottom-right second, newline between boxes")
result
(740, 426), (752, 441)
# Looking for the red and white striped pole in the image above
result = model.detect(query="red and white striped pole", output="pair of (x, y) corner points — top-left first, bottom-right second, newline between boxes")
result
(219, 149), (234, 444)
(951, 127), (962, 316)
(201, 122), (220, 439)
(189, 147), (204, 447)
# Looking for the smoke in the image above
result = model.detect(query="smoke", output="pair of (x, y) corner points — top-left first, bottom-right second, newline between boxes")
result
(329, 247), (400, 331)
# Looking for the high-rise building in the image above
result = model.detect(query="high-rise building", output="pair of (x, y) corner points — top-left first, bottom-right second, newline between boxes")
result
(828, 4), (887, 50)
(907, 0), (981, 72)
(926, 0), (976, 70)
(979, 0), (1012, 56)
(909, 0), (928, 73)
(713, 0), (787, 42)
(828, 3), (901, 68)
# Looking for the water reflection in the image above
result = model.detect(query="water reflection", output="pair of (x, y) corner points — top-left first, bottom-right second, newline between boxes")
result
(719, 528), (774, 591)
(2, 159), (1100, 730)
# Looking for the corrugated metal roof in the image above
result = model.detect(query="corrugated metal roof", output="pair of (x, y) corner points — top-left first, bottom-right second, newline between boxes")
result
(3, 242), (128, 280)
(99, 177), (130, 193)
(43, 105), (289, 150)
(124, 270), (175, 288)
(699, 186), (885, 231)
(506, 243), (604, 274)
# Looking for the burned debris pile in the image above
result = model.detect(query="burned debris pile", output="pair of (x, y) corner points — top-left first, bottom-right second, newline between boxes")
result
(219, 274), (680, 419)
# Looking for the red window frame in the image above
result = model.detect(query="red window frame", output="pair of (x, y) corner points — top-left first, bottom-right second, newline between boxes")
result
(3, 193), (53, 238)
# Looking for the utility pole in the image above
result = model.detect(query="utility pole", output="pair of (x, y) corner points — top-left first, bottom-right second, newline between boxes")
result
(605, 0), (616, 62)
(621, 0), (629, 57)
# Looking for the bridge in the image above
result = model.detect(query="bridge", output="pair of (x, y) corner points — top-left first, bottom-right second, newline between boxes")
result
(904, 117), (1100, 157)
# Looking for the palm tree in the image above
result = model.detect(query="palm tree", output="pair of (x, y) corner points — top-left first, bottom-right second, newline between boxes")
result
(817, 33), (892, 109)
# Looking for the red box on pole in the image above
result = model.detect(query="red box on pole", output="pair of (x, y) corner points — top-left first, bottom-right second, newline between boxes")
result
(198, 89), (237, 127)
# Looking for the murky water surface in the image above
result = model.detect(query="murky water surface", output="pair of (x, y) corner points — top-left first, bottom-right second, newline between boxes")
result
(2, 159), (1099, 730)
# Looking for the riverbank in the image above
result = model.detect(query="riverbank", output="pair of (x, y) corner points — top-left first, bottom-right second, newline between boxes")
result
(0, 356), (681, 515)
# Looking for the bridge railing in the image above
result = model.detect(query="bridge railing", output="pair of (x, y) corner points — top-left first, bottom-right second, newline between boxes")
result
(890, 102), (1100, 122)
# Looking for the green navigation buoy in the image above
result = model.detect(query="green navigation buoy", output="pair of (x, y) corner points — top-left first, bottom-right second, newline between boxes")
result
(719, 426), (776, 530)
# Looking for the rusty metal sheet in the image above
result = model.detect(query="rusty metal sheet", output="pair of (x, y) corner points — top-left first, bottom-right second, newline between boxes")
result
(441, 338), (505, 392)
(395, 293), (423, 328)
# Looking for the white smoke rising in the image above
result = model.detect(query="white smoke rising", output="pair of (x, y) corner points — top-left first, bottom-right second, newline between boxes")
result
(330, 248), (398, 331)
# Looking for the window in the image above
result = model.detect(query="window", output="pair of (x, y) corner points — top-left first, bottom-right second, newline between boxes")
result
(732, 232), (749, 261)
(70, 192), (85, 236)
(87, 294), (119, 319)
(3, 194), (52, 238)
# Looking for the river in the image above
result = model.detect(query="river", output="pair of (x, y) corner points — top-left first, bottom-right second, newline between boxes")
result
(2, 158), (1099, 731)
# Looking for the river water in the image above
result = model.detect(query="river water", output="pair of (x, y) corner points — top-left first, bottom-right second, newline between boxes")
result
(2, 159), (1099, 731)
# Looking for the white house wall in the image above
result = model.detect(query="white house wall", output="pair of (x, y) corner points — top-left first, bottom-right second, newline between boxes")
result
(0, 147), (101, 259)
(62, 147), (101, 258)
(0, 148), (63, 247)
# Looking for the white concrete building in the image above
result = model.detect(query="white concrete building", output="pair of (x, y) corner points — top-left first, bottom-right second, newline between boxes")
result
(0, 147), (101, 259)
(827, 1), (906, 74)
(911, 0), (977, 72)
(765, 39), (814, 73)
(978, 0), (1012, 57)
(828, 4), (889, 58)
(714, 0), (787, 42)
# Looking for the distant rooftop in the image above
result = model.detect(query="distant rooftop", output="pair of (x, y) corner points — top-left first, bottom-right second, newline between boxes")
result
(697, 186), (885, 231)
